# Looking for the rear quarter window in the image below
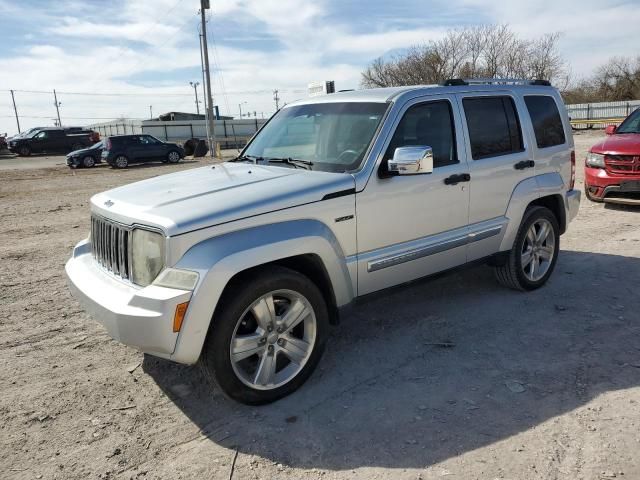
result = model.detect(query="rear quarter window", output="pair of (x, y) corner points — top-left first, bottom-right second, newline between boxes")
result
(524, 95), (566, 148)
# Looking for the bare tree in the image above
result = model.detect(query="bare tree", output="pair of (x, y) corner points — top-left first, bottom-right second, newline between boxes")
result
(361, 25), (568, 88)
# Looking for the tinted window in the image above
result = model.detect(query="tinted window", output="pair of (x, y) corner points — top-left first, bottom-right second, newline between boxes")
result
(385, 101), (457, 168)
(524, 96), (566, 148)
(463, 96), (523, 160)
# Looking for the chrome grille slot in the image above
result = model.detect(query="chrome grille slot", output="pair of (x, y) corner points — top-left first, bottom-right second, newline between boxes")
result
(90, 215), (131, 280)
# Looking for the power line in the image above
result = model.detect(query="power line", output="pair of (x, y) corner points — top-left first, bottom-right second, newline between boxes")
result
(1, 88), (307, 96)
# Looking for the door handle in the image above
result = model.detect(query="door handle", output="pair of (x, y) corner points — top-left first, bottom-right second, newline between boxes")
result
(444, 173), (471, 185)
(514, 160), (535, 170)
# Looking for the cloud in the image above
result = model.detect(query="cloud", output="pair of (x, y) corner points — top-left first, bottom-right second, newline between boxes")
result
(0, 0), (638, 135)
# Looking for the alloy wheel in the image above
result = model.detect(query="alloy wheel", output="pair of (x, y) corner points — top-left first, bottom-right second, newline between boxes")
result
(230, 289), (317, 390)
(521, 218), (555, 282)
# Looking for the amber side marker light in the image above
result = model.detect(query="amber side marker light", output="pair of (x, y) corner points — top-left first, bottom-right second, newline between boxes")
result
(173, 302), (189, 332)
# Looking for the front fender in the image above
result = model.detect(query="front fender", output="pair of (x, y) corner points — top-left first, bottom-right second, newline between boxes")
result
(169, 219), (353, 364)
(499, 173), (565, 252)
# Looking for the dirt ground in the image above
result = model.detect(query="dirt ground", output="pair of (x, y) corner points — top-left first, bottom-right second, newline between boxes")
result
(1, 131), (639, 480)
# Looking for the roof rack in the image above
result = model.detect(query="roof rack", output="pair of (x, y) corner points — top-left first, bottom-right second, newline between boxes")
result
(441, 78), (551, 87)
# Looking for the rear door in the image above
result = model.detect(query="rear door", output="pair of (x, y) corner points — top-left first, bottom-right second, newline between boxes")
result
(455, 92), (534, 260)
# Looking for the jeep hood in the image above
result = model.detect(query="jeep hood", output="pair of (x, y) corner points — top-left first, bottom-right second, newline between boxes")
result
(91, 162), (355, 236)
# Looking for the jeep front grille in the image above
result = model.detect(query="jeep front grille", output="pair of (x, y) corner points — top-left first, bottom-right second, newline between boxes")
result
(90, 215), (131, 280)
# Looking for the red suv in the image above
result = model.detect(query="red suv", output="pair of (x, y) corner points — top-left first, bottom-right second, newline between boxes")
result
(585, 109), (640, 204)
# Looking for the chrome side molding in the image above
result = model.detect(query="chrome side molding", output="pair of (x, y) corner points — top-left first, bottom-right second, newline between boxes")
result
(367, 225), (502, 273)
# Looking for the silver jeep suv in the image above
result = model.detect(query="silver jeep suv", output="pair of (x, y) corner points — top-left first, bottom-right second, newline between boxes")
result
(66, 79), (580, 404)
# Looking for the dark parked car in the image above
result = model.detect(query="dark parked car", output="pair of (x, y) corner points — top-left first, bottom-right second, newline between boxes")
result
(101, 134), (184, 168)
(67, 141), (103, 168)
(8, 127), (99, 156)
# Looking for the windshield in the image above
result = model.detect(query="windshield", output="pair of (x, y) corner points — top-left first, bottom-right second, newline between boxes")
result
(617, 109), (640, 134)
(242, 102), (389, 172)
(91, 141), (103, 149)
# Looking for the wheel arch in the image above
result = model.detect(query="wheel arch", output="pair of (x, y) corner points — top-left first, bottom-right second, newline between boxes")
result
(169, 219), (354, 364)
(499, 173), (567, 251)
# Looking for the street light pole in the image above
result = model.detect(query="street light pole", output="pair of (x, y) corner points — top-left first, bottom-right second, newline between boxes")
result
(238, 101), (247, 119)
(200, 0), (217, 158)
(189, 81), (200, 115)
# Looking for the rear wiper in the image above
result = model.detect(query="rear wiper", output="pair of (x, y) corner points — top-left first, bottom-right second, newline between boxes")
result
(229, 154), (263, 164)
(266, 157), (314, 170)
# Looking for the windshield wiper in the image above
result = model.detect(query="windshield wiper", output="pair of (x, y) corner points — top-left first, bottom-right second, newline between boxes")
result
(229, 154), (263, 163)
(266, 157), (314, 170)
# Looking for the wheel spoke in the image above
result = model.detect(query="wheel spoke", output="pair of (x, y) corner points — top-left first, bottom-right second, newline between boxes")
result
(251, 296), (276, 330)
(522, 250), (533, 267)
(231, 333), (264, 362)
(254, 351), (277, 386)
(535, 222), (550, 244)
(529, 255), (537, 278)
(280, 299), (309, 333)
(280, 336), (311, 365)
(526, 226), (536, 246)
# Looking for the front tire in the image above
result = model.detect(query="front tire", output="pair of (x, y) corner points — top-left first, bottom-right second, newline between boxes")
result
(82, 155), (95, 168)
(494, 206), (559, 291)
(18, 146), (31, 156)
(167, 150), (181, 163)
(200, 266), (329, 405)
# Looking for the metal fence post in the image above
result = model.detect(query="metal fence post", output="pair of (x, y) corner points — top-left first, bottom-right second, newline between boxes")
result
(164, 124), (168, 141)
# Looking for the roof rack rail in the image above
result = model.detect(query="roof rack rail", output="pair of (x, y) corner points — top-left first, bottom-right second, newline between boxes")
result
(442, 78), (551, 87)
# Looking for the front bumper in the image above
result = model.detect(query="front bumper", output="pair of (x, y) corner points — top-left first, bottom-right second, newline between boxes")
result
(584, 166), (640, 202)
(65, 239), (192, 358)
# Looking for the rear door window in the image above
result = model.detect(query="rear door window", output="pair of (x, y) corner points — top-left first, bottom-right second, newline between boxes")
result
(524, 96), (566, 148)
(462, 96), (524, 160)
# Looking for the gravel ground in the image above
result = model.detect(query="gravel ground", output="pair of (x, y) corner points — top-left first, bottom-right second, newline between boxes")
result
(1, 131), (639, 480)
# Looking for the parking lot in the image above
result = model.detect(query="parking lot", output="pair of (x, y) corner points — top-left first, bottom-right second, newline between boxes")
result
(1, 130), (639, 480)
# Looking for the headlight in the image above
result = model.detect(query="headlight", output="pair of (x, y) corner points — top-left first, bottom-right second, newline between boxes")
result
(586, 152), (605, 168)
(131, 229), (165, 286)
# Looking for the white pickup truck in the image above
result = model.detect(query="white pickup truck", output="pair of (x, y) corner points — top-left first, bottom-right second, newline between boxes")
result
(66, 79), (580, 404)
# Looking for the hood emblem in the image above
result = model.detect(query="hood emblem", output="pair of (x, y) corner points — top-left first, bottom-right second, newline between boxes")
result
(104, 200), (114, 207)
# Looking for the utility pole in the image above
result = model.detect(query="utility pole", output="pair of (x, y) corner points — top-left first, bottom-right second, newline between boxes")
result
(200, 0), (217, 158)
(198, 28), (212, 156)
(273, 89), (280, 110)
(53, 90), (62, 126)
(189, 81), (200, 115)
(10, 90), (20, 133)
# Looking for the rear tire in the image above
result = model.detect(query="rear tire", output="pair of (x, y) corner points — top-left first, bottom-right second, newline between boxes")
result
(114, 155), (129, 169)
(494, 206), (560, 291)
(200, 266), (329, 405)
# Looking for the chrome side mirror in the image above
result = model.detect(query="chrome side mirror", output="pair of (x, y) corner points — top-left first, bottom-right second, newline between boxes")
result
(388, 146), (433, 175)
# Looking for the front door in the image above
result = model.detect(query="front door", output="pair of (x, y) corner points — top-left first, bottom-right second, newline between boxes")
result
(356, 96), (471, 295)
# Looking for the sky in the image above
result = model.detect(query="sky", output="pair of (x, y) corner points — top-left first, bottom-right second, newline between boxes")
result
(0, 0), (639, 135)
